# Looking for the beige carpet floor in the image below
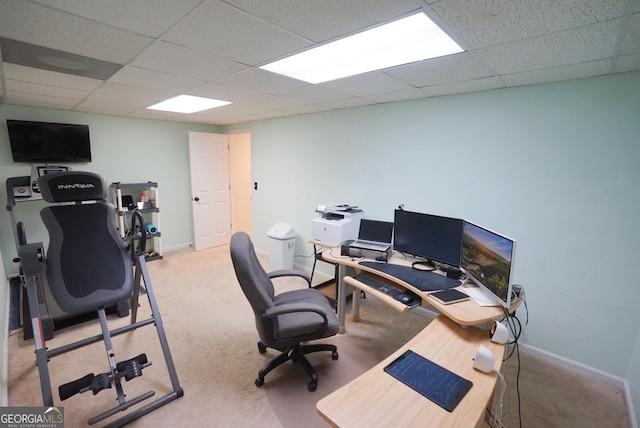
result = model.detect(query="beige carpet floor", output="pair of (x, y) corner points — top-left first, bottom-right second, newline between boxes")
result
(7, 245), (631, 427)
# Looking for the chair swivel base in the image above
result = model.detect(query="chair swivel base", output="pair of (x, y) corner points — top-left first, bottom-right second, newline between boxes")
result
(255, 342), (339, 392)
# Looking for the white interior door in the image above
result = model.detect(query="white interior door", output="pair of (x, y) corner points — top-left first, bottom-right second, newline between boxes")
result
(188, 131), (231, 250)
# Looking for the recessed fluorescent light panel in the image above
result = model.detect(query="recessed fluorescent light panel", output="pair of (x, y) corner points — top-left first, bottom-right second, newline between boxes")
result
(260, 12), (463, 84)
(147, 95), (231, 114)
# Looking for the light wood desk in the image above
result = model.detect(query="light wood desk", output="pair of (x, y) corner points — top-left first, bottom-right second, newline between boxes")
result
(321, 247), (519, 333)
(317, 315), (504, 428)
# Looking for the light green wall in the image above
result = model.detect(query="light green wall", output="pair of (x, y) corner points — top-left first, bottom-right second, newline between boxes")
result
(1, 72), (639, 422)
(226, 72), (640, 416)
(0, 105), (221, 276)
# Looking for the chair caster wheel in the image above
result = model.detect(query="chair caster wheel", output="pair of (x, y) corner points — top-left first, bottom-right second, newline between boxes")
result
(255, 378), (264, 387)
(308, 382), (317, 392)
(257, 342), (267, 353)
(332, 351), (339, 360)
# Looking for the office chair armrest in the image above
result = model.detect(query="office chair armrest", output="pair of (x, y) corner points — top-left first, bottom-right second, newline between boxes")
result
(263, 302), (330, 322)
(267, 269), (312, 287)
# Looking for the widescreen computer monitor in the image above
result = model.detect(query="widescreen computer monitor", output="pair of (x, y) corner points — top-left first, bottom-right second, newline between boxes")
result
(460, 220), (517, 308)
(392, 209), (463, 267)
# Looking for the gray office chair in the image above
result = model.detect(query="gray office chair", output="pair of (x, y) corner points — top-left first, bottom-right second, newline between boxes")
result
(230, 231), (339, 391)
(18, 171), (183, 427)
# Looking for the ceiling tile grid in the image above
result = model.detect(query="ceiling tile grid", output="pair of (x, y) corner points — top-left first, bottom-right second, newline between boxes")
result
(475, 19), (623, 74)
(32, 0), (204, 38)
(0, 0), (638, 125)
(430, 0), (628, 49)
(160, 1), (311, 66)
(0, 0), (153, 64)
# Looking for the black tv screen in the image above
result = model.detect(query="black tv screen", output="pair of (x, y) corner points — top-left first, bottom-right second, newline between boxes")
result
(7, 119), (92, 163)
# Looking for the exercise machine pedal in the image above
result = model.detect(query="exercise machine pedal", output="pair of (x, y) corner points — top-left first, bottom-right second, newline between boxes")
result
(90, 373), (112, 395)
(116, 353), (149, 381)
(59, 373), (95, 401)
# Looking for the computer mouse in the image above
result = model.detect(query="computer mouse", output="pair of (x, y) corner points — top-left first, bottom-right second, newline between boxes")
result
(399, 294), (414, 304)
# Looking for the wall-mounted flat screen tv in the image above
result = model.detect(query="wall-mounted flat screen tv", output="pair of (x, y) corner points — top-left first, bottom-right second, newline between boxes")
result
(7, 119), (92, 163)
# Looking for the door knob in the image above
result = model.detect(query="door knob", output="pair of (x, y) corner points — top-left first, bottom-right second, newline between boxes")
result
(194, 197), (200, 202)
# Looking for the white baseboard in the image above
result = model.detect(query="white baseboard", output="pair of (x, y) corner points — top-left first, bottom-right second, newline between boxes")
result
(519, 342), (625, 387)
(163, 243), (193, 253)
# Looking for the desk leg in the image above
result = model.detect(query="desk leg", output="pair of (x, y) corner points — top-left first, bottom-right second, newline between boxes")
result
(351, 285), (360, 322)
(336, 264), (347, 334)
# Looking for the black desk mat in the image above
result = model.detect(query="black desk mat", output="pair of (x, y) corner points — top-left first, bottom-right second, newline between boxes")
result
(359, 261), (460, 291)
(384, 350), (473, 412)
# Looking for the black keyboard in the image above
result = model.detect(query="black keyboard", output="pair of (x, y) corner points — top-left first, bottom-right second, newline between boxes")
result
(352, 273), (420, 307)
(353, 273), (401, 296)
(359, 261), (460, 292)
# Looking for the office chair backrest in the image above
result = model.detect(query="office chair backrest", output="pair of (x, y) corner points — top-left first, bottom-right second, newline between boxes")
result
(230, 232), (275, 339)
(38, 172), (132, 314)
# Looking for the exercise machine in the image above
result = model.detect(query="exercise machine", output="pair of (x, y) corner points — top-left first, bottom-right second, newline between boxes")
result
(17, 171), (183, 427)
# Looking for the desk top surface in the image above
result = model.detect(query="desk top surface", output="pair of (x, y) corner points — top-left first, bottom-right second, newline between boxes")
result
(316, 315), (503, 427)
(321, 247), (519, 326)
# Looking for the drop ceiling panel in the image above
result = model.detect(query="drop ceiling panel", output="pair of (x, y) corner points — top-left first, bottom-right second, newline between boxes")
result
(6, 78), (91, 100)
(126, 107), (185, 121)
(617, 52), (640, 72)
(384, 52), (496, 88)
(189, 82), (266, 104)
(74, 98), (139, 116)
(224, 0), (427, 42)
(476, 20), (621, 74)
(6, 90), (81, 110)
(0, 0), (638, 125)
(79, 88), (172, 112)
(32, 0), (203, 38)
(161, 1), (311, 66)
(501, 60), (612, 87)
(278, 85), (354, 104)
(315, 96), (376, 110)
(215, 68), (309, 95)
(0, 0), (153, 64)
(131, 41), (248, 82)
(431, 0), (627, 49)
(425, 76), (505, 97)
(621, 13), (640, 55)
(90, 82), (177, 103)
(321, 71), (417, 97)
(3, 63), (103, 91)
(365, 87), (433, 103)
(246, 94), (311, 110)
(109, 65), (205, 92)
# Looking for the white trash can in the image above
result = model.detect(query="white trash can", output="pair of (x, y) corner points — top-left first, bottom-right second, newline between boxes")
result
(267, 223), (296, 270)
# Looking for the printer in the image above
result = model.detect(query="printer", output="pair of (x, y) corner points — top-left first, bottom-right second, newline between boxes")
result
(312, 204), (364, 246)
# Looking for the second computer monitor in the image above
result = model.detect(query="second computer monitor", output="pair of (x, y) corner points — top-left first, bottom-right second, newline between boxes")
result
(358, 219), (394, 244)
(393, 209), (463, 267)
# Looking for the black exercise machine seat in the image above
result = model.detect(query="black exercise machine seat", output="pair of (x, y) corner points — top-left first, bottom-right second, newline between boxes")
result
(38, 171), (132, 314)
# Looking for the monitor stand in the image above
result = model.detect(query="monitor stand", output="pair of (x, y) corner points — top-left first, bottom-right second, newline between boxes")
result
(411, 260), (436, 271)
(460, 279), (499, 306)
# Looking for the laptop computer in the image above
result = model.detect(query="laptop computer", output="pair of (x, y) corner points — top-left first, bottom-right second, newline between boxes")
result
(350, 219), (393, 252)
